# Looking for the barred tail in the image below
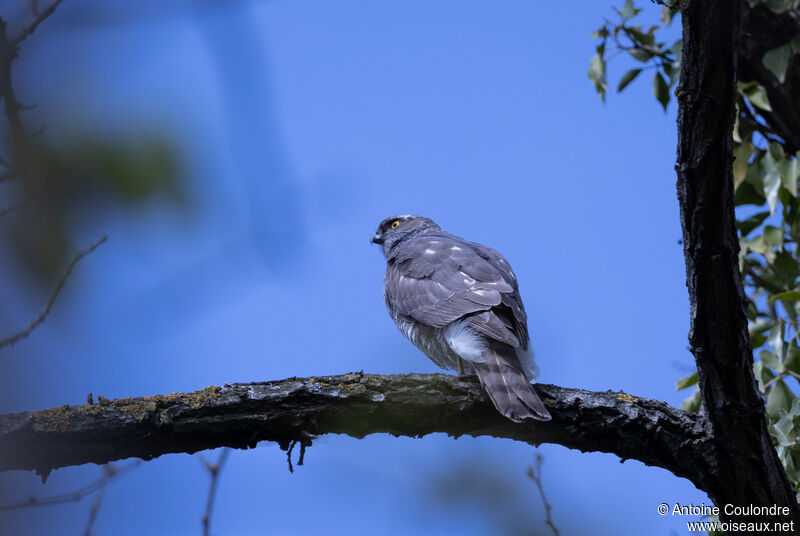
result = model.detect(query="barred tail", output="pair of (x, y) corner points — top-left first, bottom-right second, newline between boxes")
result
(473, 343), (551, 422)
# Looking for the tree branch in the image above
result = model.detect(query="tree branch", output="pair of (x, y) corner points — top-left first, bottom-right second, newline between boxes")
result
(198, 449), (230, 536)
(11, 0), (64, 47)
(676, 0), (799, 521)
(0, 235), (107, 351)
(0, 373), (716, 493)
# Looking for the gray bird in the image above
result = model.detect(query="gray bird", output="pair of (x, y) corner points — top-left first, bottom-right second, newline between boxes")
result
(371, 214), (551, 422)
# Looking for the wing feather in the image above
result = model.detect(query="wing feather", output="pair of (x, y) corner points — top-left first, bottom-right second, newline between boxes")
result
(385, 234), (528, 348)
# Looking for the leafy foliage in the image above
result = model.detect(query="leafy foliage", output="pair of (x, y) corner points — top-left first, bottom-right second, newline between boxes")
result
(592, 0), (800, 499)
(589, 0), (680, 110)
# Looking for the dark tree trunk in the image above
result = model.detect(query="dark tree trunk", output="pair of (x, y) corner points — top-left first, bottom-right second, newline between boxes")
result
(676, 0), (799, 526)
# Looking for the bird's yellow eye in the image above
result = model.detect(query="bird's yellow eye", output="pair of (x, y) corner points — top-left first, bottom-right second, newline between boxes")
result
(391, 220), (400, 229)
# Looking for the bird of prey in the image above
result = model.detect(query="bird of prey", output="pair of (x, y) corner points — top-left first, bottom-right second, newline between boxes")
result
(371, 214), (551, 422)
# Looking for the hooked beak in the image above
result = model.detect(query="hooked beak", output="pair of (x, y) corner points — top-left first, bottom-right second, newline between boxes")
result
(370, 232), (384, 245)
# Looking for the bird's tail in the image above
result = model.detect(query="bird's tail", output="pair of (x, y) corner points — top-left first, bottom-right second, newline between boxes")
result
(473, 343), (551, 422)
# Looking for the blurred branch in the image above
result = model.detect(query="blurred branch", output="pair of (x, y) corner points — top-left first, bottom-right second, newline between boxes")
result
(0, 18), (30, 179)
(197, 449), (230, 536)
(11, 0), (64, 47)
(0, 461), (139, 512)
(0, 235), (107, 351)
(526, 453), (559, 536)
(0, 373), (716, 496)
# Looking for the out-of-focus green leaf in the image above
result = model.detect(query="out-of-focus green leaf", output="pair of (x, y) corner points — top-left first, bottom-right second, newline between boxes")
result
(763, 44), (792, 84)
(771, 411), (797, 447)
(784, 343), (800, 376)
(617, 0), (640, 19)
(737, 211), (769, 236)
(777, 156), (800, 196)
(734, 142), (754, 189)
(735, 180), (767, 207)
(625, 25), (655, 47)
(773, 250), (800, 288)
(617, 68), (643, 92)
(760, 349), (782, 372)
(767, 379), (795, 419)
(591, 27), (610, 40)
(629, 47), (654, 62)
(661, 6), (678, 26)
(670, 39), (682, 61)
(676, 372), (698, 391)
(681, 387), (702, 413)
(588, 52), (607, 101)
(763, 151), (782, 214)
(739, 81), (773, 111)
(769, 290), (800, 303)
(744, 235), (767, 254)
(764, 225), (784, 248)
(755, 360), (776, 393)
(653, 72), (670, 111)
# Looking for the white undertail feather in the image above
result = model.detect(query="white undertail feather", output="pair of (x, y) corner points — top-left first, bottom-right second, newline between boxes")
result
(444, 320), (488, 364)
(515, 346), (540, 383)
(445, 322), (549, 422)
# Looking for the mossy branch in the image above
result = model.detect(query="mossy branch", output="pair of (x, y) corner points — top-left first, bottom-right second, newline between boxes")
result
(0, 372), (715, 492)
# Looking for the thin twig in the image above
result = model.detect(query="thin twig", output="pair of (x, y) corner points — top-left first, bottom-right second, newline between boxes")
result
(11, 0), (64, 47)
(0, 461), (139, 512)
(0, 235), (107, 351)
(81, 464), (115, 536)
(526, 453), (560, 536)
(197, 449), (230, 536)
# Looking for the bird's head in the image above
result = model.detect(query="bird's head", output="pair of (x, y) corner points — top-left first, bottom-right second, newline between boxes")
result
(371, 214), (439, 257)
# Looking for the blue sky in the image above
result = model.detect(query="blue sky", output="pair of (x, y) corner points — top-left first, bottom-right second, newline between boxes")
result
(0, 1), (706, 534)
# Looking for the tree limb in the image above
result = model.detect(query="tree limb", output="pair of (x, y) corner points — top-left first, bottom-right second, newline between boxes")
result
(0, 235), (107, 351)
(676, 0), (799, 521)
(0, 373), (716, 493)
(11, 0), (64, 47)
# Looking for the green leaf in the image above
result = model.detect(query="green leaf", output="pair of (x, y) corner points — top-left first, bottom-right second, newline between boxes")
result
(763, 151), (782, 214)
(680, 387), (702, 413)
(617, 68), (643, 92)
(763, 44), (792, 84)
(676, 372), (698, 390)
(760, 349), (782, 371)
(618, 0), (639, 20)
(653, 72), (670, 111)
(737, 210), (769, 236)
(784, 343), (800, 376)
(771, 411), (796, 447)
(734, 142), (754, 190)
(763, 225), (784, 248)
(591, 27), (610, 40)
(773, 250), (800, 288)
(628, 47), (653, 62)
(755, 360), (776, 393)
(777, 156), (800, 196)
(769, 290), (800, 303)
(767, 379), (795, 419)
(739, 81), (773, 112)
(768, 320), (786, 359)
(588, 52), (607, 101)
(661, 7), (678, 26)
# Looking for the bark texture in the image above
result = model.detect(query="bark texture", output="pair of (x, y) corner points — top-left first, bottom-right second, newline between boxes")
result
(676, 0), (800, 522)
(0, 373), (715, 489)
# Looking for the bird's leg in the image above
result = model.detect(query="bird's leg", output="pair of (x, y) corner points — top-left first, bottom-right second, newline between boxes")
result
(457, 357), (465, 376)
